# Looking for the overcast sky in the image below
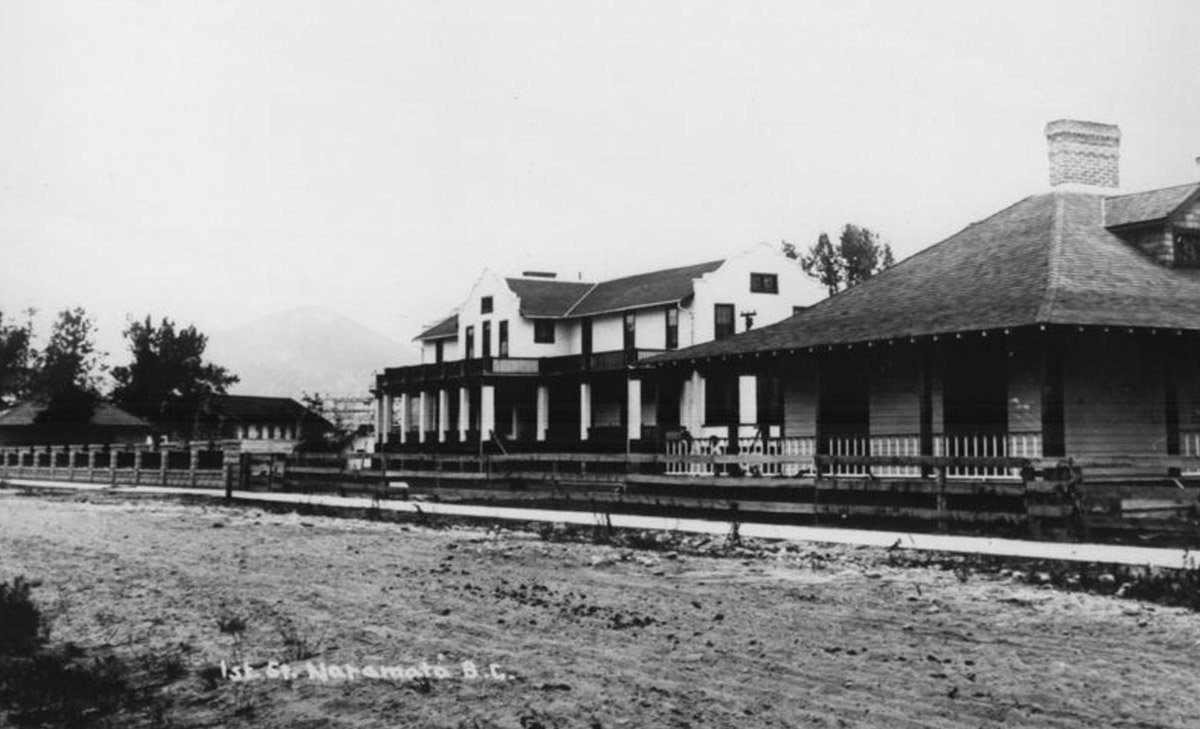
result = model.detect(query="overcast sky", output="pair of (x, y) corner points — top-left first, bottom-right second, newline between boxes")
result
(2, 0), (1198, 357)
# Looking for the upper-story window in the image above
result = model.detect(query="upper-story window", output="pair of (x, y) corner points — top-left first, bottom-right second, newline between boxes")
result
(465, 326), (475, 359)
(623, 312), (636, 350)
(480, 296), (494, 314)
(665, 307), (678, 350)
(534, 320), (555, 344)
(714, 304), (735, 340)
(750, 272), (778, 294)
(482, 321), (492, 357)
(1175, 230), (1200, 266)
(581, 318), (593, 356)
(498, 320), (509, 357)
(434, 340), (444, 363)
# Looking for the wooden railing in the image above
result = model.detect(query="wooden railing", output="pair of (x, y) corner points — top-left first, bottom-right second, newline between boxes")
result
(934, 432), (1043, 479)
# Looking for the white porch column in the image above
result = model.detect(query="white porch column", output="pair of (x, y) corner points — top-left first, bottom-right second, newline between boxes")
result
(382, 394), (394, 444)
(480, 385), (496, 441)
(738, 375), (757, 429)
(397, 393), (409, 444)
(681, 370), (707, 433)
(579, 382), (592, 441)
(626, 378), (642, 441)
(418, 391), (429, 443)
(458, 388), (470, 440)
(536, 385), (550, 442)
(437, 389), (450, 442)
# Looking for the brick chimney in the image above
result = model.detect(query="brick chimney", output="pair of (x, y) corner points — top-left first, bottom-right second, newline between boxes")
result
(1045, 119), (1120, 189)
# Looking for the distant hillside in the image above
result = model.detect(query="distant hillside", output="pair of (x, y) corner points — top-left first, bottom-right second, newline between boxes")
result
(206, 307), (417, 399)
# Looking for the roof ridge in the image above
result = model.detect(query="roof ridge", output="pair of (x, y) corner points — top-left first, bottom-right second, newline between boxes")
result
(1105, 181), (1200, 201)
(563, 282), (599, 317)
(1035, 192), (1067, 323)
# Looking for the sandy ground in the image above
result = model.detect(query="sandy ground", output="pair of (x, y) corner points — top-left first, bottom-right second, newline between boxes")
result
(1, 490), (1198, 729)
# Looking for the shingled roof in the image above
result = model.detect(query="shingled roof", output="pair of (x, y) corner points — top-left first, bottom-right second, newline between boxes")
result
(1105, 183), (1200, 228)
(210, 395), (332, 427)
(415, 314), (459, 341)
(645, 187), (1200, 364)
(566, 260), (724, 317)
(0, 401), (150, 428)
(505, 278), (594, 317)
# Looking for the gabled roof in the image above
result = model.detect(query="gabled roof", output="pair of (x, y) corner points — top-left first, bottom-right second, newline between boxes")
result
(505, 278), (594, 317)
(567, 260), (724, 317)
(645, 187), (1200, 364)
(0, 401), (151, 428)
(415, 314), (459, 341)
(1105, 182), (1200, 228)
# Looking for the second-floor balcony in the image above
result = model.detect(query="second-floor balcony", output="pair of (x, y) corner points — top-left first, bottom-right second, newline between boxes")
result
(379, 349), (666, 389)
(541, 348), (664, 376)
(379, 356), (541, 388)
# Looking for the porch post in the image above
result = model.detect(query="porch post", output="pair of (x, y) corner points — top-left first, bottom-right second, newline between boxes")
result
(381, 394), (394, 444)
(579, 382), (592, 441)
(480, 385), (496, 441)
(458, 387), (470, 441)
(418, 391), (429, 444)
(738, 375), (757, 432)
(438, 389), (450, 443)
(397, 393), (409, 445)
(536, 385), (549, 442)
(627, 377), (642, 442)
(375, 396), (385, 445)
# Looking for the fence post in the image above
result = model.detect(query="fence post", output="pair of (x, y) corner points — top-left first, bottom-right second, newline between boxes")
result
(160, 447), (169, 487)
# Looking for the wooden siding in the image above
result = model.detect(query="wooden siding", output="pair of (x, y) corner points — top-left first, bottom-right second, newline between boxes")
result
(1063, 334), (1167, 458)
(1007, 339), (1043, 433)
(869, 347), (920, 436)
(782, 357), (818, 437)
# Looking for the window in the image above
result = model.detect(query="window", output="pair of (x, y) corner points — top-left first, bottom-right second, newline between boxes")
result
(480, 296), (493, 314)
(482, 321), (492, 357)
(714, 304), (735, 340)
(1176, 230), (1200, 266)
(750, 273), (778, 294)
(665, 307), (678, 350)
(498, 320), (509, 357)
(623, 312), (636, 350)
(465, 326), (475, 359)
(581, 318), (593, 355)
(434, 339), (444, 363)
(534, 320), (555, 344)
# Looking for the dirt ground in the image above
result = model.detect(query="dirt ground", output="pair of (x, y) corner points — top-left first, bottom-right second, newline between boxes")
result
(1, 490), (1198, 729)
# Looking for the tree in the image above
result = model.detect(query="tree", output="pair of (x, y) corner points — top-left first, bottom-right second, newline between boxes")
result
(784, 224), (896, 295)
(0, 308), (35, 408)
(28, 307), (106, 402)
(110, 316), (238, 437)
(25, 307), (107, 424)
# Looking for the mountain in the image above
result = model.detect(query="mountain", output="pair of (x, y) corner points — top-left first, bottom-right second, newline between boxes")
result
(206, 307), (418, 399)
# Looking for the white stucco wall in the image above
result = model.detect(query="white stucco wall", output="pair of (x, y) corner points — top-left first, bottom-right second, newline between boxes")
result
(689, 242), (825, 344)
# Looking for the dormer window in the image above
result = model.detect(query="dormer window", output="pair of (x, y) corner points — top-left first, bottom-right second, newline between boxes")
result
(1175, 229), (1200, 267)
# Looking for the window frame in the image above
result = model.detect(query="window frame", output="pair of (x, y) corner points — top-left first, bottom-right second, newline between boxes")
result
(623, 311), (636, 351)
(464, 326), (475, 360)
(480, 296), (494, 314)
(1175, 228), (1200, 267)
(498, 320), (509, 357)
(533, 319), (555, 344)
(749, 272), (779, 294)
(481, 320), (492, 358)
(665, 307), (679, 350)
(714, 303), (736, 340)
